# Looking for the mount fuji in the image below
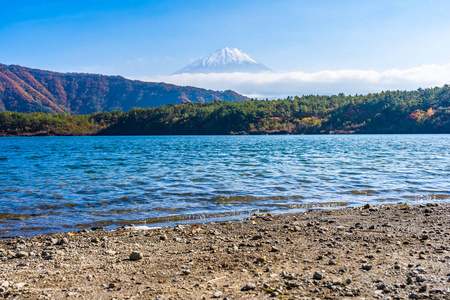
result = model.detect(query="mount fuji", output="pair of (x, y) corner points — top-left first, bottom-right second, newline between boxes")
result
(173, 47), (272, 74)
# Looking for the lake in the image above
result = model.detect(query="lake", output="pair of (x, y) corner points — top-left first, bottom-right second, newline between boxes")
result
(0, 134), (449, 236)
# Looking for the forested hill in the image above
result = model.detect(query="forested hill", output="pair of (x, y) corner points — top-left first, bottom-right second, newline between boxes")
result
(0, 63), (247, 114)
(1, 85), (449, 136)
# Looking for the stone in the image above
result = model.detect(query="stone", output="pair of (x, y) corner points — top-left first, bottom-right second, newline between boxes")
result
(15, 251), (28, 258)
(242, 283), (256, 291)
(313, 271), (323, 280)
(14, 282), (26, 288)
(129, 252), (143, 261)
(213, 291), (223, 298)
(362, 265), (372, 271)
(182, 269), (191, 275)
(58, 238), (69, 245)
(416, 275), (426, 282)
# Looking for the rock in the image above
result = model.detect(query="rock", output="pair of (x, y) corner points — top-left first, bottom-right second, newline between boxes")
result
(15, 251), (28, 258)
(160, 235), (168, 241)
(255, 256), (266, 263)
(182, 269), (191, 275)
(281, 272), (295, 280)
(41, 250), (54, 260)
(332, 278), (343, 286)
(416, 275), (426, 282)
(420, 234), (429, 240)
(175, 224), (185, 231)
(409, 293), (420, 299)
(0, 287), (5, 293)
(362, 265), (372, 271)
(213, 291), (223, 298)
(252, 235), (263, 240)
(91, 226), (105, 231)
(129, 252), (143, 261)
(270, 246), (279, 252)
(242, 283), (256, 291)
(313, 271), (323, 280)
(14, 282), (26, 288)
(106, 250), (116, 255)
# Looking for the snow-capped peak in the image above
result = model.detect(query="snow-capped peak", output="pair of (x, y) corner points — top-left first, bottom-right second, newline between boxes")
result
(203, 47), (258, 66)
(173, 48), (272, 74)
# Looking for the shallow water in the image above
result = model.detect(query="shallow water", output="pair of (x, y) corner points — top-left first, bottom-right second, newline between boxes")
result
(0, 134), (449, 236)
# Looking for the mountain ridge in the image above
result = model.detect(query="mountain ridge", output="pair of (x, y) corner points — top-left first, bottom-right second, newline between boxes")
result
(0, 63), (248, 114)
(173, 47), (272, 74)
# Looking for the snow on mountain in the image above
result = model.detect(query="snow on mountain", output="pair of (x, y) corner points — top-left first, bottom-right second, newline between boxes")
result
(173, 47), (272, 74)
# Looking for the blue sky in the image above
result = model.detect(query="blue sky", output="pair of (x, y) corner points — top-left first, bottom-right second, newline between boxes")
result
(2, 0), (450, 97)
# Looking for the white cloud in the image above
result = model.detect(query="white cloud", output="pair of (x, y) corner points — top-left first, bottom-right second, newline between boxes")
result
(137, 64), (450, 99)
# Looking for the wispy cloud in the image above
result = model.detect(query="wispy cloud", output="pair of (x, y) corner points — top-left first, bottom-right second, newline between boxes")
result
(137, 64), (450, 99)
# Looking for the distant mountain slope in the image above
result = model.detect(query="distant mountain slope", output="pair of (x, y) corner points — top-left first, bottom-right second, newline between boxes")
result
(173, 47), (272, 74)
(0, 63), (248, 114)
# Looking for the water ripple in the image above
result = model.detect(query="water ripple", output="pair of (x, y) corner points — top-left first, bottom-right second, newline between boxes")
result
(0, 134), (449, 236)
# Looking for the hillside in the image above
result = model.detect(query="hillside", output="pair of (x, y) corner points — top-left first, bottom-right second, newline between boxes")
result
(0, 63), (248, 114)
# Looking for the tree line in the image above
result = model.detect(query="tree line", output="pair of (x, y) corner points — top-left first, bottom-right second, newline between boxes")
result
(1, 85), (449, 136)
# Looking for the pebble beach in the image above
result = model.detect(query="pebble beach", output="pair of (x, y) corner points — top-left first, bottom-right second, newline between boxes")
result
(0, 203), (449, 299)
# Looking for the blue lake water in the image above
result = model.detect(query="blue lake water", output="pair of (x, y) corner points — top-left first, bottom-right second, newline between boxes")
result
(0, 135), (449, 236)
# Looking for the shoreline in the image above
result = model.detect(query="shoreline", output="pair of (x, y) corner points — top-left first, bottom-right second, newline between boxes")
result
(0, 203), (449, 299)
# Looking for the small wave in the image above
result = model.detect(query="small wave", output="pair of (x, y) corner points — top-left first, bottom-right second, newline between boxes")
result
(348, 190), (378, 196)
